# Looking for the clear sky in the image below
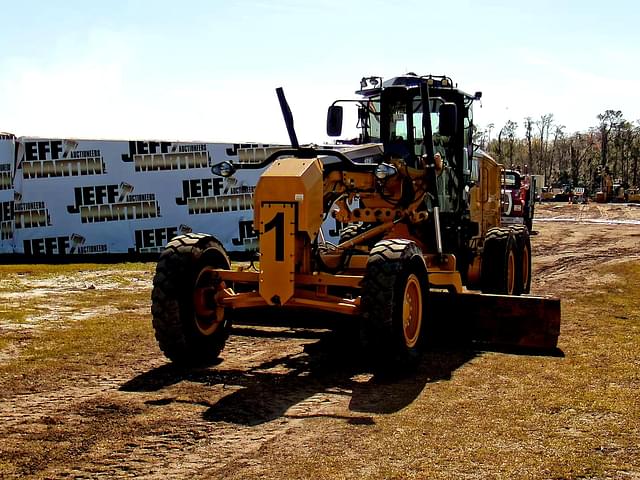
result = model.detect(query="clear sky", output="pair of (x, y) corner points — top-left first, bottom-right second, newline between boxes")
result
(1, 0), (638, 144)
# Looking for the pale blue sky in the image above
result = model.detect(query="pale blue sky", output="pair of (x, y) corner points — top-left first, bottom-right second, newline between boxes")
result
(1, 0), (638, 143)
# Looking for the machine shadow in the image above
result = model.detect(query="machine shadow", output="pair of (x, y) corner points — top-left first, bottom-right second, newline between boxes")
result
(121, 313), (561, 426)
(203, 330), (481, 424)
(122, 323), (480, 425)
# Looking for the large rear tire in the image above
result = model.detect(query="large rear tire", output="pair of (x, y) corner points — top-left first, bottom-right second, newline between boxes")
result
(511, 225), (532, 294)
(360, 239), (428, 365)
(338, 223), (381, 248)
(338, 224), (362, 243)
(151, 233), (232, 365)
(481, 228), (517, 295)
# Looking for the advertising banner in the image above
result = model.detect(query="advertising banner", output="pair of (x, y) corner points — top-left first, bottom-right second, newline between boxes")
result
(9, 137), (277, 257)
(0, 133), (15, 253)
(0, 135), (346, 259)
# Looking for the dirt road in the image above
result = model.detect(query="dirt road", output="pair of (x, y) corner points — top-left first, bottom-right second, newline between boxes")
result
(1, 203), (639, 479)
(531, 203), (640, 293)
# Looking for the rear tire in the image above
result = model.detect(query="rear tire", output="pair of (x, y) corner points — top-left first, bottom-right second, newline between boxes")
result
(338, 223), (381, 248)
(151, 233), (232, 365)
(338, 224), (362, 243)
(511, 225), (532, 294)
(360, 239), (428, 365)
(481, 228), (517, 295)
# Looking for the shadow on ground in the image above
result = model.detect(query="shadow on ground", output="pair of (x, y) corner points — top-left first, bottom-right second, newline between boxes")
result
(121, 323), (561, 426)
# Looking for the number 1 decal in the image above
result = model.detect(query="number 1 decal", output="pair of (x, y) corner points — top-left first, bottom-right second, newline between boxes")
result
(264, 211), (284, 261)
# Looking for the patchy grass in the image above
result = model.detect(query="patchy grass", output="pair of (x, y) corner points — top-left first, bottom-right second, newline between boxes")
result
(0, 263), (156, 395)
(0, 260), (638, 479)
(0, 262), (152, 276)
(0, 264), (158, 478)
(0, 304), (44, 324)
(0, 334), (12, 352)
(247, 261), (640, 480)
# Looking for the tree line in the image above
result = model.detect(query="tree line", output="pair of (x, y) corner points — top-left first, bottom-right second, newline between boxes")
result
(475, 110), (640, 191)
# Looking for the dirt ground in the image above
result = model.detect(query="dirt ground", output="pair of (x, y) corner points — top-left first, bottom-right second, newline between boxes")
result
(529, 203), (640, 296)
(1, 202), (639, 479)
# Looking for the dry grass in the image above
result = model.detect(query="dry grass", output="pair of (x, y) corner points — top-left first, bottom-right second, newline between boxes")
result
(0, 263), (156, 395)
(249, 262), (640, 480)
(0, 260), (638, 479)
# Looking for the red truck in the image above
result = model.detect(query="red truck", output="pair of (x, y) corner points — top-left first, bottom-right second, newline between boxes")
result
(501, 169), (535, 233)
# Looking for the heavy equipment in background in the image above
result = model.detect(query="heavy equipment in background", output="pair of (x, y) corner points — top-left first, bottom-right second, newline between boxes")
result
(595, 166), (614, 203)
(627, 187), (640, 203)
(501, 168), (535, 232)
(150, 73), (561, 367)
(594, 165), (626, 203)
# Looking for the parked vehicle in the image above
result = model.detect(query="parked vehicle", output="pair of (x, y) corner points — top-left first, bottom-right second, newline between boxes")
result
(150, 74), (561, 368)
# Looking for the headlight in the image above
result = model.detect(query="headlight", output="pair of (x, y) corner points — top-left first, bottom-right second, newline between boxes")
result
(211, 161), (236, 177)
(375, 163), (398, 180)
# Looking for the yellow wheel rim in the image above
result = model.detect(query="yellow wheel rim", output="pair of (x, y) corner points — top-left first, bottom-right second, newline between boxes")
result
(402, 274), (423, 349)
(193, 269), (225, 335)
(507, 249), (516, 295)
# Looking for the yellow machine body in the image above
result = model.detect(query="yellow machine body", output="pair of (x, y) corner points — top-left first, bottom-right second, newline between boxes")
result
(151, 75), (562, 371)
(469, 151), (502, 238)
(206, 148), (560, 350)
(188, 77), (561, 353)
(254, 158), (323, 305)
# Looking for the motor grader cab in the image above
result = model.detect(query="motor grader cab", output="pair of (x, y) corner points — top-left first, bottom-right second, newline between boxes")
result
(150, 74), (561, 367)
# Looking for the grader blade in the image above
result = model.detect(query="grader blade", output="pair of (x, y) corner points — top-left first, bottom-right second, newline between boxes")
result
(429, 292), (561, 350)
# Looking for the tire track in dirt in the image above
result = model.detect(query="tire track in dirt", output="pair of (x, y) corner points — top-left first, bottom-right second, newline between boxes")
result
(531, 205), (640, 296)
(1, 329), (361, 478)
(2, 203), (639, 478)
(57, 414), (301, 479)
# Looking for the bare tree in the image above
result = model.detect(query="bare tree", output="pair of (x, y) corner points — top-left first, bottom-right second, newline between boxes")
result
(524, 117), (534, 172)
(550, 124), (567, 181)
(503, 120), (518, 167)
(474, 124), (492, 151)
(632, 121), (640, 187)
(597, 109), (623, 167)
(569, 132), (597, 188)
(537, 114), (554, 182)
(486, 123), (494, 148)
(476, 112), (640, 189)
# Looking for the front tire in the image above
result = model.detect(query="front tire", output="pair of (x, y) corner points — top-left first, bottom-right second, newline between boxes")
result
(151, 233), (232, 365)
(360, 239), (428, 365)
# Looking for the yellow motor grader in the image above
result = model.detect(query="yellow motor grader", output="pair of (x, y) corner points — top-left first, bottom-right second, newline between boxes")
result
(151, 74), (560, 366)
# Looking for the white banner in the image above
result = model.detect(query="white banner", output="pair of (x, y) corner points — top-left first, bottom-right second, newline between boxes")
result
(0, 136), (347, 258)
(7, 137), (274, 257)
(0, 134), (15, 253)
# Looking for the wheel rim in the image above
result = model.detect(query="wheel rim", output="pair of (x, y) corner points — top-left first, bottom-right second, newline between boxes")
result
(193, 268), (225, 335)
(507, 249), (516, 295)
(402, 273), (423, 349)
(522, 244), (530, 291)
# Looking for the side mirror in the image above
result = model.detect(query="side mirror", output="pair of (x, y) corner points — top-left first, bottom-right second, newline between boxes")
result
(211, 161), (236, 177)
(326, 105), (343, 137)
(439, 102), (457, 137)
